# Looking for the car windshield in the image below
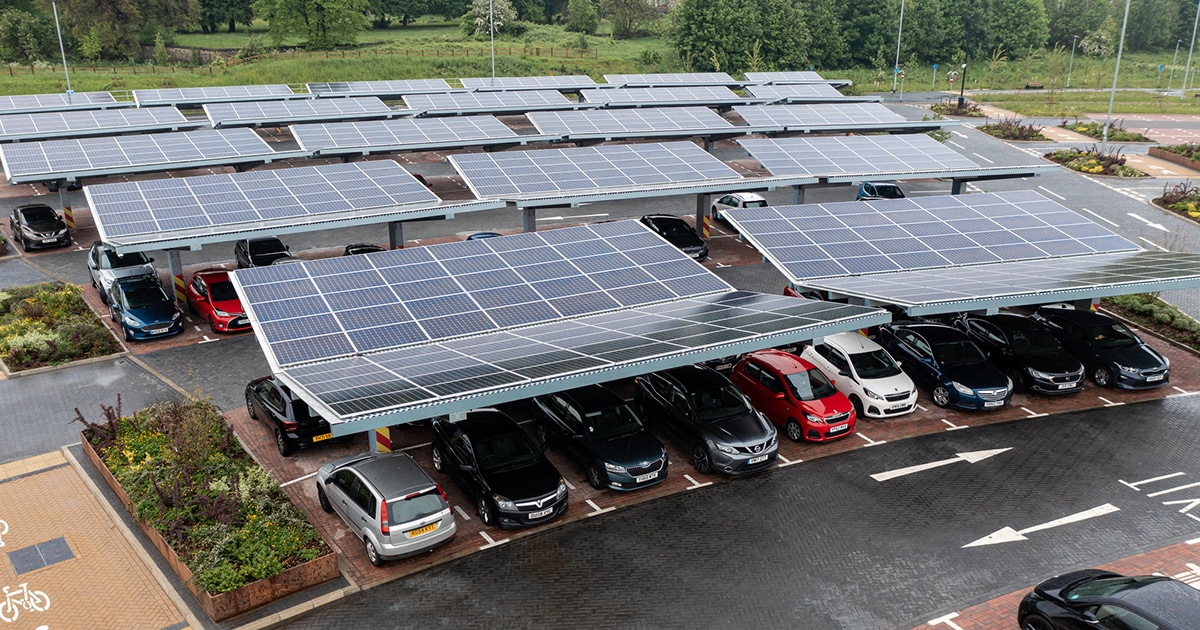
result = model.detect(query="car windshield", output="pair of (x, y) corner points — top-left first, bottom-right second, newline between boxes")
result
(584, 405), (644, 440)
(1007, 325), (1061, 356)
(654, 219), (693, 238)
(688, 385), (750, 422)
(123, 285), (169, 309)
(101, 251), (150, 270)
(1087, 323), (1140, 349)
(21, 207), (57, 223)
(743, 199), (768, 208)
(388, 490), (446, 526)
(249, 239), (285, 255)
(932, 340), (987, 366)
(849, 348), (903, 379)
(474, 432), (542, 473)
(873, 184), (904, 199)
(786, 368), (838, 401)
(207, 280), (239, 302)
(1064, 576), (1159, 600)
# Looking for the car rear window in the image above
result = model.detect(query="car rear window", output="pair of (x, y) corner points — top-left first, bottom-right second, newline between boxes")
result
(388, 490), (446, 526)
(744, 200), (768, 208)
(249, 239), (285, 255)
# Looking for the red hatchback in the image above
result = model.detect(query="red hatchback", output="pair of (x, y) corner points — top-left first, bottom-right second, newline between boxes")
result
(730, 349), (857, 443)
(185, 270), (252, 333)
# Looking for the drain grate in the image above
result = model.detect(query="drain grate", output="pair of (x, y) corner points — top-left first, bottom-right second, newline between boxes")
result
(7, 537), (73, 575)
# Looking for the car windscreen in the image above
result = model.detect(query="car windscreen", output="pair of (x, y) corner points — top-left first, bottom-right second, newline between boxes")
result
(1007, 325), (1061, 356)
(585, 405), (644, 440)
(743, 200), (768, 208)
(388, 490), (446, 526)
(688, 385), (750, 422)
(1064, 576), (1160, 600)
(848, 348), (903, 379)
(1087, 323), (1140, 349)
(932, 340), (987, 366)
(21, 206), (57, 223)
(474, 432), (542, 473)
(786, 368), (838, 401)
(248, 239), (285, 255)
(653, 219), (693, 238)
(102, 251), (150, 270)
(207, 280), (239, 302)
(124, 285), (170, 309)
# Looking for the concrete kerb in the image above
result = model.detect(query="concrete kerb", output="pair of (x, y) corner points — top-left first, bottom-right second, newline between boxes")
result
(0, 349), (130, 378)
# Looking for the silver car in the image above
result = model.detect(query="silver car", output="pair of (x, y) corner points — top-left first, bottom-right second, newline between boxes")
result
(87, 241), (156, 305)
(316, 451), (457, 566)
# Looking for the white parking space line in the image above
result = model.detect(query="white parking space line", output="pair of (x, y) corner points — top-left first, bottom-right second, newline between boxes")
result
(585, 499), (615, 517)
(400, 441), (431, 452)
(972, 152), (994, 164)
(184, 316), (194, 323)
(536, 213), (609, 222)
(192, 325), (201, 332)
(683, 474), (712, 489)
(952, 130), (969, 138)
(1021, 407), (1048, 418)
(1079, 207), (1119, 227)
(1120, 472), (1186, 490)
(942, 419), (969, 431)
(856, 432), (886, 446)
(453, 505), (471, 521)
(279, 471), (319, 487)
(1139, 237), (1170, 252)
(1099, 396), (1125, 407)
(927, 612), (965, 630)
(479, 531), (508, 549)
(948, 140), (966, 150)
(1037, 185), (1066, 200)
(776, 454), (803, 468)
(563, 478), (576, 490)
(198, 336), (219, 344)
(916, 404), (928, 411)
(1188, 537), (1200, 545)
(1190, 514), (1200, 524)
(1174, 386), (1190, 394)
(1147, 481), (1200, 497)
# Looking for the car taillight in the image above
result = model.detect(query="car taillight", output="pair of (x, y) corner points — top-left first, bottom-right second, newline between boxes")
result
(436, 485), (448, 504)
(282, 420), (298, 431)
(379, 501), (390, 535)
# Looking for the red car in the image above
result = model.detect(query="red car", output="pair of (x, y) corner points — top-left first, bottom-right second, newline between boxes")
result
(185, 270), (252, 333)
(730, 349), (857, 443)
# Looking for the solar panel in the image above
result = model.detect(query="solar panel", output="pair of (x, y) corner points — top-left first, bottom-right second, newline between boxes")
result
(460, 75), (597, 90)
(723, 191), (1141, 281)
(306, 79), (453, 98)
(0, 107), (199, 142)
(743, 84), (847, 102)
(133, 85), (299, 107)
(449, 141), (741, 198)
(580, 86), (750, 107)
(744, 71), (828, 84)
(86, 160), (439, 243)
(402, 90), (577, 116)
(232, 220), (734, 366)
(204, 97), (394, 127)
(0, 92), (128, 115)
(292, 115), (518, 155)
(738, 135), (980, 177)
(603, 73), (738, 87)
(0, 128), (280, 183)
(526, 107), (734, 138)
(735, 103), (906, 128)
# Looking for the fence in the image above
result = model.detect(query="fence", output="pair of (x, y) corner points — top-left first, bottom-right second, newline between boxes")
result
(4, 64), (224, 77)
(234, 46), (598, 65)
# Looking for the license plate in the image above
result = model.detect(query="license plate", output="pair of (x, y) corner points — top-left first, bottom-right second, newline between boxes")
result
(828, 423), (849, 434)
(311, 433), (332, 442)
(690, 252), (702, 258)
(407, 522), (437, 538)
(528, 507), (554, 520)
(635, 470), (659, 483)
(1057, 382), (1077, 390)
(150, 327), (170, 334)
(984, 400), (1005, 408)
(1147, 374), (1164, 382)
(714, 363), (732, 371)
(42, 238), (58, 243)
(748, 454), (768, 465)
(889, 403), (909, 410)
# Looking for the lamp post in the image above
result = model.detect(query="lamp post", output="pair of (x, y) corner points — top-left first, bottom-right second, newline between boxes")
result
(51, 0), (71, 94)
(1169, 39), (1182, 91)
(1185, 0), (1200, 99)
(489, 0), (496, 84)
(1101, 0), (1132, 155)
(892, 0), (905, 93)
(957, 63), (967, 108)
(1066, 35), (1079, 88)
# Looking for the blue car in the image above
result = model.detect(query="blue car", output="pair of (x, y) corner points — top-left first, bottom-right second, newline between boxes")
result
(876, 322), (1013, 410)
(108, 276), (184, 341)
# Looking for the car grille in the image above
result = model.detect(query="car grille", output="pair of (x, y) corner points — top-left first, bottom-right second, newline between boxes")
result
(736, 439), (773, 455)
(514, 491), (558, 512)
(978, 387), (1008, 401)
(884, 392), (911, 402)
(626, 458), (665, 477)
(1049, 373), (1083, 383)
(1141, 367), (1168, 377)
(823, 411), (851, 424)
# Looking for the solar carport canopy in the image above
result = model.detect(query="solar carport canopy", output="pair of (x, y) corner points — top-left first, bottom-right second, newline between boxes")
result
(460, 75), (597, 90)
(744, 72), (852, 88)
(204, 97), (395, 128)
(603, 73), (739, 87)
(307, 80), (454, 98)
(580, 86), (756, 107)
(231, 220), (889, 433)
(402, 91), (583, 116)
(744, 83), (867, 103)
(0, 92), (129, 115)
(0, 107), (200, 143)
(133, 85), (303, 107)
(734, 103), (947, 132)
(292, 115), (522, 156)
(526, 107), (736, 140)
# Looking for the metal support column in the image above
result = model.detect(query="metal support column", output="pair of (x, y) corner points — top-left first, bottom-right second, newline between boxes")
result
(951, 179), (964, 194)
(702, 137), (714, 152)
(388, 221), (404, 250)
(59, 186), (74, 229)
(1072, 298), (1099, 311)
(522, 207), (537, 233)
(373, 427), (391, 453)
(792, 185), (805, 204)
(166, 249), (185, 305)
(695, 194), (710, 239)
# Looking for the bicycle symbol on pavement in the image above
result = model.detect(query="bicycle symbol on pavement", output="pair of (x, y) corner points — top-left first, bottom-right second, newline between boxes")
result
(0, 519), (8, 547)
(0, 583), (50, 623)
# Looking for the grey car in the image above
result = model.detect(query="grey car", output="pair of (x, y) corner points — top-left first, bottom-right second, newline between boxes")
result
(317, 451), (457, 566)
(87, 241), (156, 305)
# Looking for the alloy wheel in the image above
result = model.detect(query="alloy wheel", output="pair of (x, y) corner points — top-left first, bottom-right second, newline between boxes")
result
(691, 444), (712, 474)
(932, 385), (951, 408)
(785, 419), (804, 442)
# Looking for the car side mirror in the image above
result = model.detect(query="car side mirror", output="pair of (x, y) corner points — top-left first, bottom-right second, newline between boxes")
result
(774, 391), (785, 399)
(1080, 611), (1100, 625)
(837, 369), (850, 377)
(895, 360), (903, 367)
(459, 464), (474, 472)
(148, 257), (155, 263)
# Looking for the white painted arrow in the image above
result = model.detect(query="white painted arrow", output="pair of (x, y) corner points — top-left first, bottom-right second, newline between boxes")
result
(870, 448), (1011, 482)
(963, 503), (1120, 548)
(1126, 212), (1169, 232)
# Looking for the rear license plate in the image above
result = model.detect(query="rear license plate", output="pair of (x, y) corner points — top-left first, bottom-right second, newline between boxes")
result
(689, 252), (702, 259)
(150, 327), (170, 334)
(1057, 382), (1077, 390)
(714, 363), (732, 371)
(1147, 374), (1164, 382)
(42, 238), (58, 243)
(984, 400), (1005, 408)
(828, 423), (849, 434)
(747, 454), (768, 465)
(407, 522), (437, 538)
(311, 433), (332, 442)
(635, 470), (659, 483)
(528, 507), (554, 520)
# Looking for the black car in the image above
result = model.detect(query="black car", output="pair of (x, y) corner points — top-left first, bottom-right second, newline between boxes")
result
(532, 385), (668, 491)
(234, 236), (291, 268)
(639, 214), (708, 260)
(1018, 569), (1200, 630)
(1031, 307), (1169, 389)
(245, 376), (334, 456)
(430, 409), (568, 529)
(634, 364), (777, 475)
(954, 313), (1085, 394)
(8, 204), (70, 250)
(876, 322), (1012, 410)
(343, 243), (386, 256)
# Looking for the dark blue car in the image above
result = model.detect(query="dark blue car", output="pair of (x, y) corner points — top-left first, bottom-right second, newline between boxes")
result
(877, 322), (1012, 410)
(108, 276), (183, 341)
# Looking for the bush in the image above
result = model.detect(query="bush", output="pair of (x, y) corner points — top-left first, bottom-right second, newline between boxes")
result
(0, 283), (122, 370)
(929, 98), (984, 117)
(1043, 145), (1146, 177)
(978, 117), (1047, 141)
(565, 0), (598, 35)
(1061, 119), (1152, 143)
(1102, 294), (1200, 350)
(1153, 180), (1200, 219)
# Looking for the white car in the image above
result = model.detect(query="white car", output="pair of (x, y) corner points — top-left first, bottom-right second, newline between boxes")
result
(801, 332), (918, 419)
(710, 192), (768, 222)
(87, 241), (157, 305)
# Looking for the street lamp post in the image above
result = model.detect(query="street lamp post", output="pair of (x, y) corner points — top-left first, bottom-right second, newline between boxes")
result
(892, 0), (905, 93)
(1169, 39), (1182, 91)
(1066, 35), (1079, 88)
(489, 0), (496, 84)
(1185, 0), (1200, 99)
(51, 0), (71, 94)
(1101, 0), (1133, 154)
(957, 63), (967, 108)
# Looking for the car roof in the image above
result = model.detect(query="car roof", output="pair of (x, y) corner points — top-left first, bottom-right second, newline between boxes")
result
(16, 203), (54, 213)
(642, 214), (685, 223)
(246, 236), (284, 243)
(891, 322), (967, 342)
(454, 409), (523, 440)
(114, 275), (159, 287)
(1096, 577), (1200, 628)
(730, 192), (765, 201)
(967, 312), (1039, 331)
(192, 269), (230, 282)
(662, 364), (731, 390)
(1037, 307), (1114, 326)
(348, 453), (435, 499)
(823, 331), (883, 354)
(864, 181), (901, 188)
(556, 385), (624, 412)
(745, 348), (814, 374)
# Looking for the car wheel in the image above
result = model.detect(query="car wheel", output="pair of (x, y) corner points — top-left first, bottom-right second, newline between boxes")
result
(123, 326), (133, 342)
(691, 443), (713, 475)
(1093, 365), (1114, 388)
(931, 385), (951, 408)
(1007, 368), (1027, 394)
(848, 395), (865, 419)
(187, 299), (196, 315)
(245, 392), (257, 419)
(98, 287), (108, 305)
(317, 485), (333, 513)
(365, 538), (384, 567)
(209, 315), (219, 335)
(535, 422), (551, 449)
(477, 497), (494, 526)
(430, 445), (444, 472)
(586, 462), (607, 490)
(785, 419), (804, 442)
(274, 426), (295, 457)
(1020, 613), (1055, 630)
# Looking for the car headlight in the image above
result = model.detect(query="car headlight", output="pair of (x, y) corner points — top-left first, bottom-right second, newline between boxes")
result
(1114, 363), (1139, 374)
(1026, 368), (1053, 381)
(864, 388), (885, 401)
(952, 381), (974, 396)
(1164, 356), (1171, 368)
(1005, 377), (1013, 391)
(123, 316), (140, 327)
(55, 229), (67, 236)
(212, 308), (230, 317)
(172, 311), (182, 321)
(604, 462), (626, 473)
(803, 412), (824, 424)
(766, 432), (777, 448)
(556, 480), (567, 499)
(492, 494), (515, 511)
(714, 442), (738, 455)
(20, 226), (35, 236)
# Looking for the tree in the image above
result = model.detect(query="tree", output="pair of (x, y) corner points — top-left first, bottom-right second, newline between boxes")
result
(1043, 0), (1108, 49)
(0, 7), (56, 63)
(667, 0), (758, 71)
(839, 0), (896, 67)
(58, 0), (142, 57)
(369, 0), (430, 27)
(565, 0), (596, 34)
(799, 0), (849, 69)
(986, 0), (1048, 59)
(255, 0), (369, 48)
(200, 0), (255, 33)
(599, 0), (656, 39)
(467, 0), (515, 35)
(755, 0), (808, 71)
(1125, 0), (1178, 52)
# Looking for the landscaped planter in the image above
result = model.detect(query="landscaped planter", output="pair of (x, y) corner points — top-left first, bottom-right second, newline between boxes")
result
(1149, 146), (1200, 171)
(81, 432), (339, 622)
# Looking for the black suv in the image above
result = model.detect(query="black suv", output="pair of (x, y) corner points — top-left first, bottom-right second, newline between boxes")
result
(634, 364), (777, 475)
(532, 385), (668, 491)
(430, 409), (568, 529)
(8, 204), (69, 250)
(245, 376), (334, 456)
(954, 313), (1085, 394)
(1031, 307), (1169, 389)
(234, 236), (291, 268)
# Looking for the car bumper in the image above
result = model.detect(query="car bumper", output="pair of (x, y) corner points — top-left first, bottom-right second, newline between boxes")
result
(712, 446), (778, 474)
(604, 461), (668, 491)
(803, 418), (855, 442)
(1115, 369), (1169, 389)
(950, 391), (1013, 410)
(123, 320), (184, 340)
(284, 424), (335, 449)
(497, 495), (569, 529)
(1027, 376), (1085, 395)
(863, 392), (918, 418)
(213, 315), (252, 333)
(20, 234), (70, 249)
(379, 517), (457, 560)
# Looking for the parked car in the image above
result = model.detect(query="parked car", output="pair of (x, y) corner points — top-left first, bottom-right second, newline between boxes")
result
(87, 241), (156, 305)
(801, 332), (918, 419)
(876, 322), (1012, 410)
(8, 204), (69, 251)
(245, 375), (335, 456)
(710, 192), (768, 222)
(634, 364), (777, 474)
(1031, 307), (1169, 389)
(639, 214), (708, 260)
(1018, 569), (1200, 630)
(316, 451), (456, 567)
(107, 276), (183, 342)
(234, 236), (290, 268)
(430, 409), (568, 528)
(343, 243), (386, 256)
(269, 256), (305, 266)
(465, 232), (503, 240)
(532, 385), (668, 491)
(730, 349), (856, 443)
(856, 182), (906, 201)
(954, 312), (1085, 394)
(184, 270), (251, 334)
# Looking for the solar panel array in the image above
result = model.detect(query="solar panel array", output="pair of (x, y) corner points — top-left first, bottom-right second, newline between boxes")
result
(580, 86), (746, 106)
(744, 71), (828, 84)
(0, 107), (195, 142)
(306, 79), (453, 97)
(87, 160), (439, 240)
(743, 83), (846, 102)
(738, 135), (980, 177)
(133, 85), (298, 107)
(0, 92), (126, 114)
(449, 141), (741, 199)
(460, 75), (597, 90)
(234, 221), (733, 366)
(403, 90), (574, 115)
(204, 97), (393, 127)
(722, 191), (1140, 281)
(526, 107), (734, 137)
(1, 128), (277, 183)
(735, 103), (906, 128)
(603, 73), (737, 86)
(291, 116), (518, 154)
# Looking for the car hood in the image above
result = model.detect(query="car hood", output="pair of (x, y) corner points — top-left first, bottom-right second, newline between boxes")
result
(798, 393), (853, 418)
(940, 360), (1008, 389)
(23, 218), (65, 232)
(704, 411), (772, 445)
(1033, 569), (1120, 602)
(661, 231), (705, 250)
(1021, 351), (1084, 374)
(857, 370), (915, 396)
(251, 251), (291, 266)
(589, 429), (664, 468)
(210, 297), (245, 315)
(1104, 343), (1167, 370)
(126, 303), (178, 325)
(483, 456), (561, 502)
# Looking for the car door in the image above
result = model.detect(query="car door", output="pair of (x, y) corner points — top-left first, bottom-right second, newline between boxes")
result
(821, 345), (857, 396)
(742, 361), (784, 419)
(894, 330), (939, 385)
(447, 430), (483, 500)
(259, 380), (288, 430)
(637, 374), (670, 421)
(189, 276), (210, 318)
(1052, 317), (1097, 363)
(966, 319), (1010, 366)
(556, 398), (590, 465)
(325, 469), (362, 529)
